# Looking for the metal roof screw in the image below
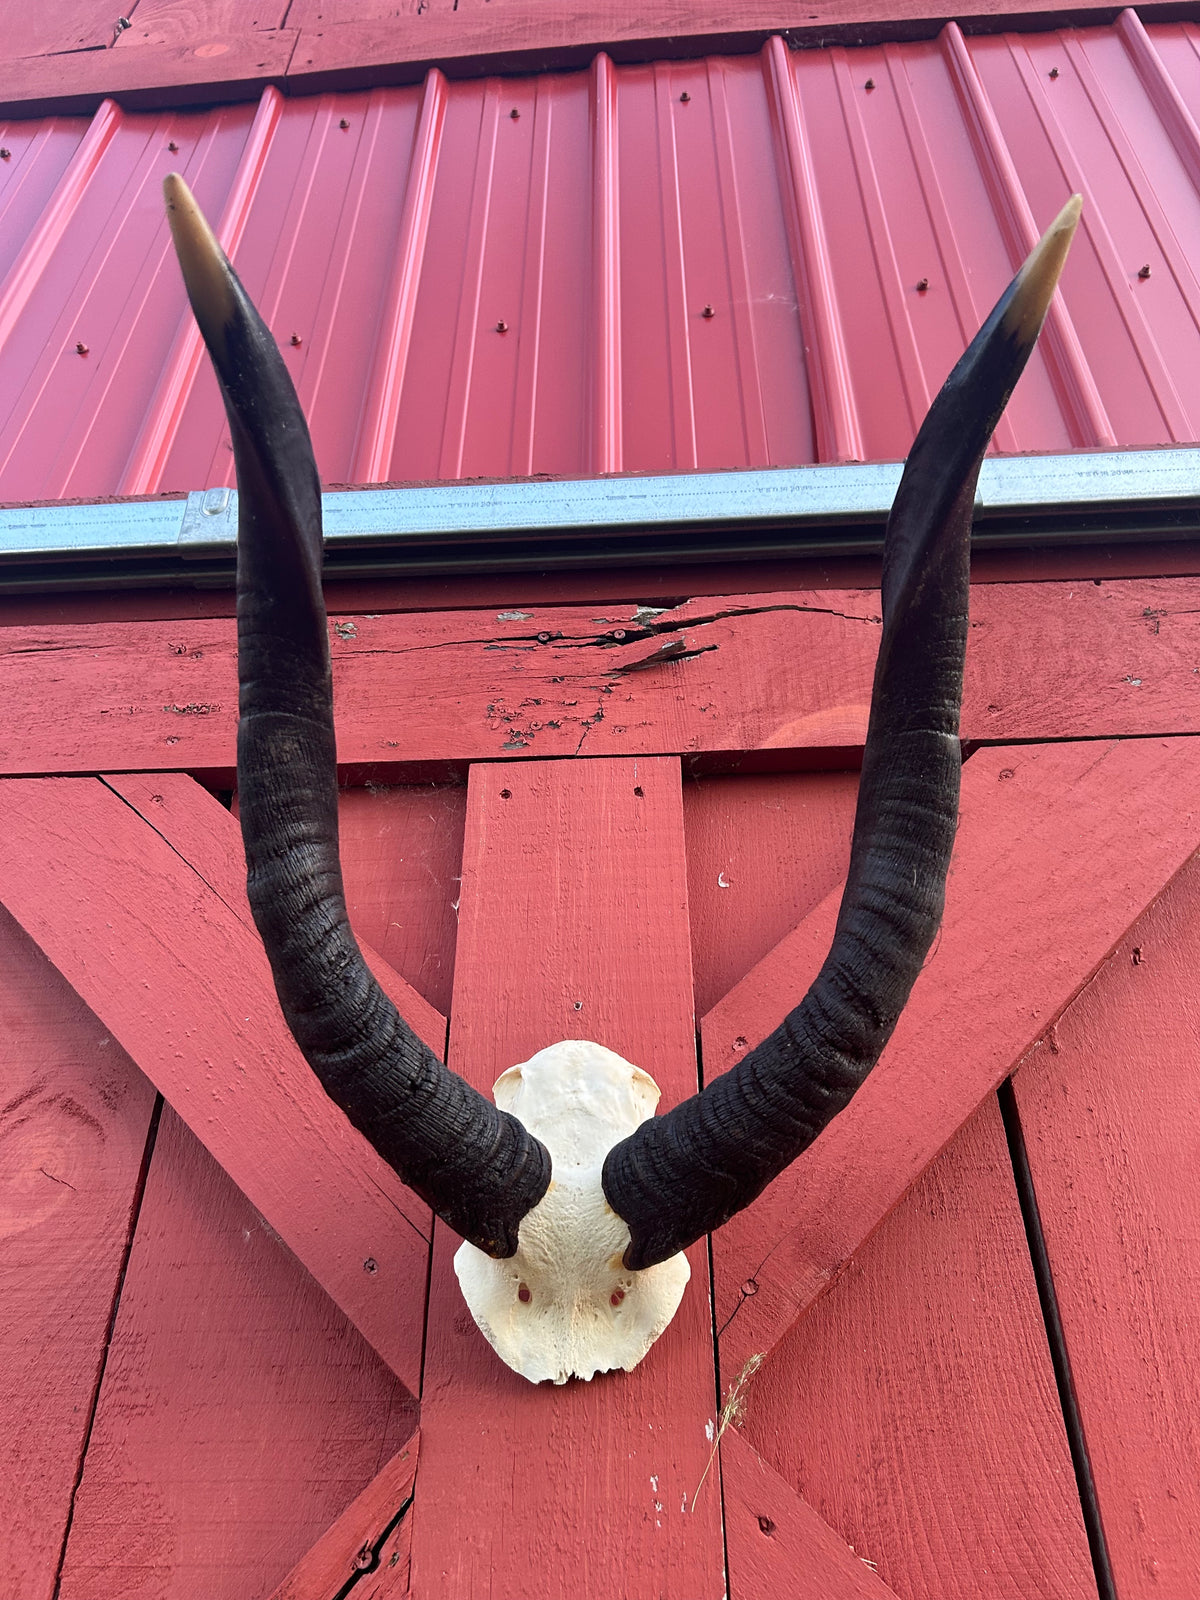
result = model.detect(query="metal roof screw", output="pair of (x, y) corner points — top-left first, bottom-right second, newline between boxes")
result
(496, 319), (508, 332)
(116, 15), (131, 27)
(167, 141), (179, 152)
(0, 149), (10, 160)
(339, 118), (350, 129)
(1049, 67), (1060, 79)
(510, 107), (520, 119)
(864, 78), (875, 90)
(1138, 264), (1152, 279)
(701, 303), (715, 318)
(679, 91), (691, 103)
(290, 333), (302, 346)
(916, 277), (930, 292)
(75, 341), (89, 355)
(363, 1257), (378, 1273)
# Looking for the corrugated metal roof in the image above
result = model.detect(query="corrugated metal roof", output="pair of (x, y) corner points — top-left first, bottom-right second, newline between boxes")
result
(2, 17), (1200, 503)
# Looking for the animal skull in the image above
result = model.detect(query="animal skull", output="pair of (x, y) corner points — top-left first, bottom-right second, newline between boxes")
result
(454, 1041), (690, 1384)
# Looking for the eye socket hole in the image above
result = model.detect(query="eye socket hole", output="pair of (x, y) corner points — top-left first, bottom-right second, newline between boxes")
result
(610, 1288), (626, 1307)
(517, 1283), (532, 1303)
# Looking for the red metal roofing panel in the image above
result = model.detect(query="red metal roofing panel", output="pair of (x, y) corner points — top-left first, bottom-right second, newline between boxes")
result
(3, 19), (1200, 503)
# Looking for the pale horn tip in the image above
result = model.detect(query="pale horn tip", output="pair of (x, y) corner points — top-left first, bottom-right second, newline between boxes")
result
(163, 172), (236, 355)
(1003, 193), (1082, 348)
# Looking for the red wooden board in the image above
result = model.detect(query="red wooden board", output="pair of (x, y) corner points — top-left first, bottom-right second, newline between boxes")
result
(409, 757), (725, 1599)
(722, 1430), (903, 1600)
(337, 781), (466, 1022)
(55, 1107), (416, 1600)
(746, 1095), (1093, 1599)
(0, 908), (157, 1600)
(0, 775), (433, 1390)
(682, 769), (858, 1016)
(2, 578), (1199, 774)
(708, 736), (1200, 1374)
(1012, 851), (1200, 1599)
(265, 1438), (418, 1600)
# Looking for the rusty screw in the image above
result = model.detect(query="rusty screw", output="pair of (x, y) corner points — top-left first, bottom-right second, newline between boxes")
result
(1138, 264), (1152, 279)
(353, 1547), (375, 1571)
(610, 627), (628, 641)
(679, 91), (691, 103)
(916, 277), (930, 293)
(363, 1257), (378, 1274)
(701, 303), (715, 319)
(75, 341), (89, 355)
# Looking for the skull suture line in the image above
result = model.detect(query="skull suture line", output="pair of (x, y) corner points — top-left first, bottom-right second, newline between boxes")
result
(165, 174), (1080, 1382)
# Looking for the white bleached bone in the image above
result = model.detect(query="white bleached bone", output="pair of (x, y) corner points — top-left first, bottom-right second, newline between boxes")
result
(454, 1040), (691, 1384)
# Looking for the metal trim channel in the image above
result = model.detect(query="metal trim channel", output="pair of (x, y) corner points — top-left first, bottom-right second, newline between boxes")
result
(0, 449), (1195, 591)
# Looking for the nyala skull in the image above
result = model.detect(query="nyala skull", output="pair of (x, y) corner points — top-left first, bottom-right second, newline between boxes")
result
(455, 1042), (690, 1384)
(164, 174), (1080, 1383)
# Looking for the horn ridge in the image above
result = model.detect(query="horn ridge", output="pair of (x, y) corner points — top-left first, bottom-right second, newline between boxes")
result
(165, 174), (550, 1259)
(604, 197), (1082, 1271)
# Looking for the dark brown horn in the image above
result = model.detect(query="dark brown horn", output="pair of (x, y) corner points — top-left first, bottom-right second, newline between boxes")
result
(163, 174), (550, 1259)
(604, 196), (1082, 1271)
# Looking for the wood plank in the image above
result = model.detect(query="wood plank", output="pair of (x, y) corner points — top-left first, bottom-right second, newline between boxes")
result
(105, 772), (447, 1048)
(0, 775), (432, 1391)
(4, 577), (1200, 774)
(0, 908), (158, 1600)
(743, 1096), (1094, 1599)
(682, 770), (857, 1016)
(408, 757), (725, 1599)
(0, 544), (1197, 635)
(1012, 849), (1200, 1600)
(336, 781), (466, 1022)
(285, 1), (1136, 95)
(114, 0), (292, 48)
(722, 1430), (903, 1600)
(0, 32), (297, 118)
(56, 1107), (416, 1600)
(709, 736), (1200, 1375)
(265, 1441), (418, 1600)
(0, 3), (116, 60)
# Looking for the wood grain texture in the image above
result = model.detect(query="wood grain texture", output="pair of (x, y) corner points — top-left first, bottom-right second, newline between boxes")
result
(0, 775), (431, 1390)
(3, 578), (1200, 775)
(114, 0), (291, 48)
(337, 781), (466, 1022)
(0, 545), (1197, 635)
(683, 770), (857, 1016)
(0, 33), (297, 118)
(107, 771), (447, 1047)
(1012, 851), (1200, 1600)
(0, 908), (158, 1600)
(709, 736), (1200, 1375)
(56, 1108), (416, 1600)
(722, 1430), (903, 1599)
(409, 757), (726, 1599)
(744, 1096), (1094, 1600)
(264, 1439), (417, 1600)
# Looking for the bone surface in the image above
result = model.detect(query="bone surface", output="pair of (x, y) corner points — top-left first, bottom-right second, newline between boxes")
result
(454, 1041), (690, 1384)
